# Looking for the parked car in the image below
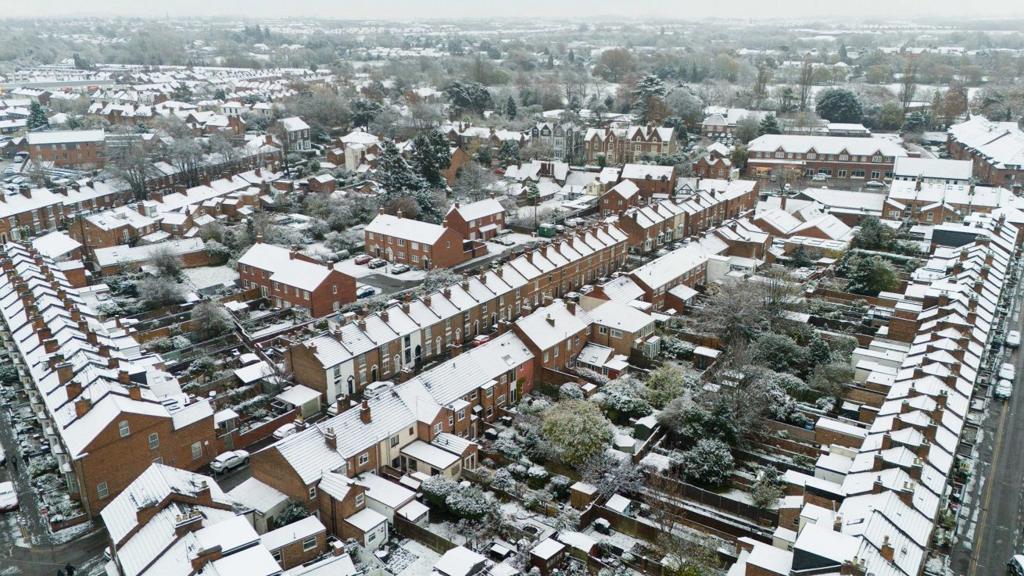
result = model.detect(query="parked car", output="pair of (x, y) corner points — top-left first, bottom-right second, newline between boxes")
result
(354, 254), (373, 265)
(368, 258), (387, 269)
(390, 264), (410, 275)
(356, 285), (377, 299)
(1009, 555), (1024, 576)
(210, 450), (250, 474)
(493, 237), (516, 246)
(1000, 362), (1016, 381)
(0, 482), (18, 512)
(273, 423), (298, 440)
(864, 180), (885, 189)
(995, 380), (1014, 400)
(471, 334), (491, 347)
(812, 172), (830, 182)
(1008, 330), (1021, 348)
(579, 284), (594, 295)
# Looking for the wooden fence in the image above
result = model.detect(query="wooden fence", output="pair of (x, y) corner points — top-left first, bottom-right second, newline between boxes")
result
(394, 514), (457, 555)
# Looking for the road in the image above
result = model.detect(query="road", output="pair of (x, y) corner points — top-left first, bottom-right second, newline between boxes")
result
(952, 275), (1024, 575)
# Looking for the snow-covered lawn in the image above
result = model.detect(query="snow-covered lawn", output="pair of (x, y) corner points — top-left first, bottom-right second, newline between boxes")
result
(393, 538), (440, 576)
(183, 266), (239, 290)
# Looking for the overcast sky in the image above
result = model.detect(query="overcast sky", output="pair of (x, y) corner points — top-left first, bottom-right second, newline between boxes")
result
(14, 0), (1024, 20)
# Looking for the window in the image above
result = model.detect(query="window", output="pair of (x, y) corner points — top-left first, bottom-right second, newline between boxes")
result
(302, 536), (317, 552)
(272, 550), (282, 563)
(390, 435), (400, 447)
(598, 326), (608, 335)
(118, 420), (130, 437)
(308, 486), (317, 499)
(358, 452), (370, 465)
(191, 442), (202, 461)
(148, 432), (159, 450)
(610, 329), (623, 338)
(433, 422), (442, 435)
(871, 171), (881, 180)
(332, 285), (337, 295)
(97, 482), (109, 499)
(457, 409), (465, 421)
(497, 394), (506, 406)
(553, 346), (559, 358)
(355, 493), (365, 507)
(872, 155), (882, 163)
(485, 387), (493, 398)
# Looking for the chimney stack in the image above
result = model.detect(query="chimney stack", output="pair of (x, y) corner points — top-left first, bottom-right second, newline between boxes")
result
(75, 398), (91, 417)
(57, 362), (74, 385)
(324, 427), (337, 450)
(360, 400), (372, 423)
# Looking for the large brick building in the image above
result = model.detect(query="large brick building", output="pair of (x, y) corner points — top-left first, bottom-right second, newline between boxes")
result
(947, 116), (1024, 189)
(26, 129), (106, 168)
(238, 243), (356, 317)
(364, 212), (468, 269)
(746, 134), (907, 182)
(583, 125), (677, 165)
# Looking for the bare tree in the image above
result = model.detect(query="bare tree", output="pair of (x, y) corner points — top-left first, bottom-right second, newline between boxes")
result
(109, 132), (152, 200)
(798, 58), (814, 112)
(899, 59), (919, 113)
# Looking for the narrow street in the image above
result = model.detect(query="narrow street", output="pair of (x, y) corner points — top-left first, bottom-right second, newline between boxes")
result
(0, 400), (52, 549)
(952, 271), (1024, 575)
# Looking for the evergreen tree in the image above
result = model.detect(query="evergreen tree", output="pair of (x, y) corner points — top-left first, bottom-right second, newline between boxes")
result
(900, 111), (929, 135)
(411, 129), (452, 188)
(631, 74), (667, 124)
(376, 140), (426, 195)
(27, 102), (49, 130)
(815, 88), (863, 123)
(758, 114), (782, 135)
(505, 96), (517, 120)
(497, 140), (520, 168)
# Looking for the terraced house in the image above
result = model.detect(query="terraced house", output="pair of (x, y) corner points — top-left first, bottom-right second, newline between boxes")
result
(286, 223), (629, 403)
(0, 244), (218, 518)
(729, 214), (1019, 576)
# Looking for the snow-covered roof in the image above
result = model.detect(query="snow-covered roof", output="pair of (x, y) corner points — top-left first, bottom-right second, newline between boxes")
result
(747, 134), (907, 158)
(365, 213), (449, 244)
(434, 546), (486, 576)
(447, 197), (505, 221)
(26, 129), (104, 145)
(31, 230), (81, 260)
(275, 384), (321, 407)
(260, 516), (325, 552)
(893, 157), (973, 181)
(949, 115), (1024, 169)
(279, 116), (309, 132)
(93, 238), (204, 268)
(345, 507), (387, 532)
(228, 477), (288, 514)
(514, 299), (592, 351)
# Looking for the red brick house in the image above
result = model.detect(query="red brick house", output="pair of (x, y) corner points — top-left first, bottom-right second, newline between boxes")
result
(27, 129), (106, 168)
(619, 163), (676, 200)
(444, 197), (506, 241)
(364, 212), (468, 269)
(238, 243), (356, 316)
(600, 180), (640, 216)
(513, 300), (593, 372)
